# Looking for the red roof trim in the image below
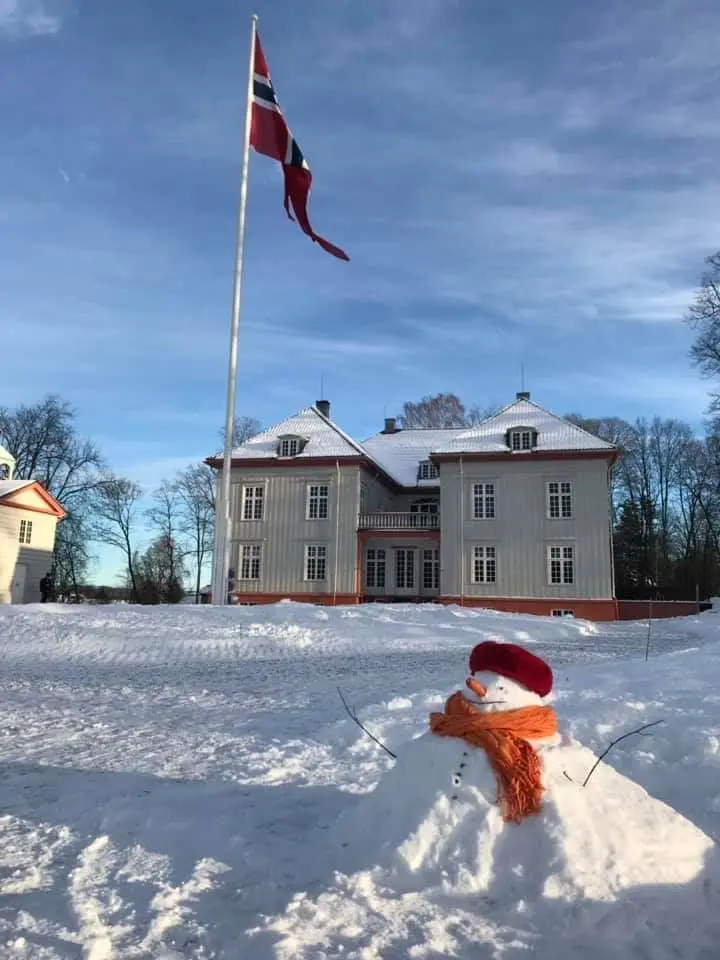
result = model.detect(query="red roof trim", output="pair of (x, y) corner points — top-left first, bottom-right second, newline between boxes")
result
(0, 480), (66, 518)
(431, 449), (616, 464)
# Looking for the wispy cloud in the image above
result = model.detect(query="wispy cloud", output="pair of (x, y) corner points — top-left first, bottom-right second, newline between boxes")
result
(0, 0), (62, 36)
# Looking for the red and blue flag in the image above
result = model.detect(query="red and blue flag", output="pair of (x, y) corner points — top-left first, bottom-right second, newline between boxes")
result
(250, 35), (349, 262)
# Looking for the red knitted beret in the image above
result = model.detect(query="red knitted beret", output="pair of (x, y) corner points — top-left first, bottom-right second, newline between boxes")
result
(468, 641), (553, 697)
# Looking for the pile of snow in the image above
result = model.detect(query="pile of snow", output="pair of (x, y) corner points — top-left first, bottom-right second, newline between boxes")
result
(0, 602), (718, 957)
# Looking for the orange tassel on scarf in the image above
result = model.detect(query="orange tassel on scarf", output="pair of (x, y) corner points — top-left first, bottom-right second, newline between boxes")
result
(429, 691), (559, 823)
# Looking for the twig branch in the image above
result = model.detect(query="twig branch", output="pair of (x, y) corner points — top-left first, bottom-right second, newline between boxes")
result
(581, 720), (664, 787)
(337, 686), (397, 759)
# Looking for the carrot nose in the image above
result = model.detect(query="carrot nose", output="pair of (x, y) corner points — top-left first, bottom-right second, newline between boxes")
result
(466, 676), (487, 698)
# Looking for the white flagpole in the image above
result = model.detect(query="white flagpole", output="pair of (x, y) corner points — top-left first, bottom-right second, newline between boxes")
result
(212, 13), (258, 605)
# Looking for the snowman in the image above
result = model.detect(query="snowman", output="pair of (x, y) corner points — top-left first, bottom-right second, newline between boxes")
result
(323, 639), (720, 943)
(260, 641), (720, 957)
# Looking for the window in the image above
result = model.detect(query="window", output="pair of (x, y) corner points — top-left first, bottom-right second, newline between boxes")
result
(19, 519), (32, 545)
(472, 545), (496, 584)
(423, 549), (439, 590)
(547, 481), (573, 519)
(239, 544), (262, 580)
(552, 609), (575, 618)
(366, 548), (386, 588)
(548, 545), (574, 585)
(305, 544), (327, 581)
(508, 428), (536, 451)
(395, 548), (416, 589)
(306, 484), (329, 520)
(473, 483), (496, 520)
(241, 485), (265, 521)
(278, 437), (301, 457)
(418, 460), (439, 481)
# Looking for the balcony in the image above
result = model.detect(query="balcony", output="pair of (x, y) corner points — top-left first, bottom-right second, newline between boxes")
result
(358, 512), (440, 531)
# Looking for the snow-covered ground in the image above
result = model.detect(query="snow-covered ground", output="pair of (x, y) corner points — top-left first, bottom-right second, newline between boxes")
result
(0, 602), (718, 958)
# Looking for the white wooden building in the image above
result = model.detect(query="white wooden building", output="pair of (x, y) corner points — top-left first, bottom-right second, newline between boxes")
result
(0, 444), (66, 604)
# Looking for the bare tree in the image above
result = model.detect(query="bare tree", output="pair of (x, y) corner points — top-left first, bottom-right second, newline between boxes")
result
(214, 415), (262, 453)
(175, 464), (215, 602)
(134, 536), (187, 604)
(398, 394), (468, 429)
(146, 481), (185, 592)
(0, 395), (105, 503)
(89, 476), (144, 600)
(54, 509), (94, 600)
(466, 403), (502, 425)
(687, 251), (720, 406)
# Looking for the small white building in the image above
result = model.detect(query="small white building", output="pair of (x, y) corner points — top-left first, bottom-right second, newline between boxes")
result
(0, 444), (66, 604)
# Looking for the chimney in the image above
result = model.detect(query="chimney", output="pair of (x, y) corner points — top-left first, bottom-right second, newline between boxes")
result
(516, 391), (531, 401)
(316, 399), (331, 418)
(382, 417), (400, 434)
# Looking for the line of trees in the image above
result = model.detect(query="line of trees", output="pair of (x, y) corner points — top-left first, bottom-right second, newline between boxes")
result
(390, 251), (720, 602)
(0, 397), (260, 603)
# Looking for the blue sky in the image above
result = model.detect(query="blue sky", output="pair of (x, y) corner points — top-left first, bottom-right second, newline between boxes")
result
(2, 0), (718, 582)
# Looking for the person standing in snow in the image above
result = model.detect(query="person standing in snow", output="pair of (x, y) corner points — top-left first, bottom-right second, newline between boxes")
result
(39, 573), (51, 603)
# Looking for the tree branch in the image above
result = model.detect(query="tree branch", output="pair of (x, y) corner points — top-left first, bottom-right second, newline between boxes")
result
(337, 686), (396, 759)
(564, 720), (664, 788)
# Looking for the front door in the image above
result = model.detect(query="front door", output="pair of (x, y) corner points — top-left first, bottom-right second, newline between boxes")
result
(394, 548), (417, 597)
(421, 548), (440, 597)
(11, 564), (27, 604)
(410, 500), (439, 529)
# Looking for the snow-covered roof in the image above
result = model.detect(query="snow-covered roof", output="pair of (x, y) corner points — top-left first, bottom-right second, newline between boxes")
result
(430, 398), (615, 455)
(221, 396), (614, 488)
(0, 479), (32, 498)
(230, 406), (367, 460)
(362, 430), (460, 487)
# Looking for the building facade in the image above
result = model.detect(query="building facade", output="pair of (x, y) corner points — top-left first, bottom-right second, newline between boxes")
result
(205, 393), (639, 619)
(0, 444), (66, 604)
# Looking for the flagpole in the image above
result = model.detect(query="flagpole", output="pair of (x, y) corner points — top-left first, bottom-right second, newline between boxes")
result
(212, 13), (258, 605)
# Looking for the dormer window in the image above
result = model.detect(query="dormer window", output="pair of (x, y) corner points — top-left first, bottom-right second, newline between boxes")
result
(418, 460), (439, 480)
(506, 427), (537, 452)
(278, 436), (304, 457)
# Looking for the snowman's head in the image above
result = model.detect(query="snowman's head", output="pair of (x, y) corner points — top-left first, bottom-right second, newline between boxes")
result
(464, 641), (553, 713)
(463, 670), (543, 712)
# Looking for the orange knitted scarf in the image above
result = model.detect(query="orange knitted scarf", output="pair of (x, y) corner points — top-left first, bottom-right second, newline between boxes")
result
(429, 691), (559, 823)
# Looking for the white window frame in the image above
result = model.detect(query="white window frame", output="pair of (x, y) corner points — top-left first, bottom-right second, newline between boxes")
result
(19, 519), (33, 545)
(547, 481), (573, 520)
(238, 543), (262, 580)
(418, 460), (439, 481)
(471, 545), (496, 584)
(422, 548), (439, 590)
(241, 485), (265, 521)
(304, 544), (328, 581)
(365, 548), (386, 589)
(510, 429), (533, 451)
(548, 545), (575, 585)
(472, 482), (496, 520)
(278, 437), (301, 457)
(551, 609), (575, 618)
(306, 484), (330, 520)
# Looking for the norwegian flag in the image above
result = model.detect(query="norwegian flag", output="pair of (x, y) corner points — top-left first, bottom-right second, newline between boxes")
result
(250, 35), (349, 262)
